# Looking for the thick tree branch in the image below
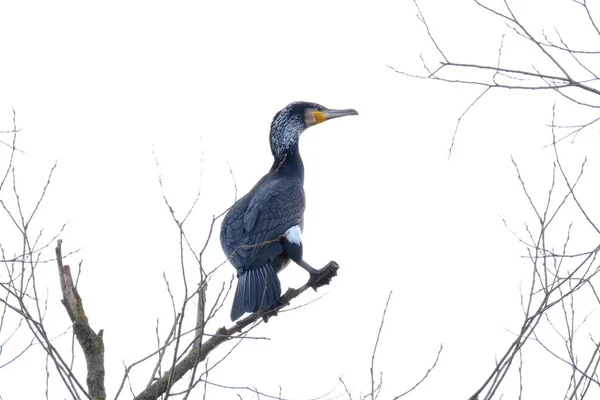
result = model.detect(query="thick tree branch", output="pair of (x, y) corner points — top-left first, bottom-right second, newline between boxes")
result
(133, 262), (339, 400)
(56, 240), (105, 400)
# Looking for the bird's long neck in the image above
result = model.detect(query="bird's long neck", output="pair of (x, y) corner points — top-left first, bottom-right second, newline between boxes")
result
(270, 144), (304, 182)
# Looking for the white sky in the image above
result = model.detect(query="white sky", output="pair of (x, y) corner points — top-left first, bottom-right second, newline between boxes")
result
(1, 0), (599, 399)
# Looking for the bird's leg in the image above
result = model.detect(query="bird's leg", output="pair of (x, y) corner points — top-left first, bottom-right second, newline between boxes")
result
(298, 260), (339, 291)
(298, 260), (320, 274)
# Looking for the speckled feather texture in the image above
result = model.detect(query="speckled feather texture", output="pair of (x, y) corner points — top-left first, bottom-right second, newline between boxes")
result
(269, 102), (317, 157)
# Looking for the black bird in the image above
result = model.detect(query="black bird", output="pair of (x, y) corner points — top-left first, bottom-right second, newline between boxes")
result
(220, 101), (358, 321)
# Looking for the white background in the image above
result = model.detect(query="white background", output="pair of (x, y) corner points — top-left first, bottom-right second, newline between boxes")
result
(1, 0), (599, 399)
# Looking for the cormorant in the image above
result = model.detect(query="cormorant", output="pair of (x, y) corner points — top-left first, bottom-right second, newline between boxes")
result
(220, 101), (358, 321)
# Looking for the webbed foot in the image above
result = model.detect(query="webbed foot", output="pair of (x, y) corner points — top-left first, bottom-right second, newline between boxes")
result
(308, 261), (339, 291)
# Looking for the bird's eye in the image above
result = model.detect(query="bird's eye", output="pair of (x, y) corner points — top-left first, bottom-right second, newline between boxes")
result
(316, 105), (322, 111)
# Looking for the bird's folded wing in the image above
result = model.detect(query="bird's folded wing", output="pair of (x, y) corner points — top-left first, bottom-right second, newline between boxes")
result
(221, 177), (305, 271)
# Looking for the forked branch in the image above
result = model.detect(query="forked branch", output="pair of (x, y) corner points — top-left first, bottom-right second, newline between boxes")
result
(56, 239), (105, 400)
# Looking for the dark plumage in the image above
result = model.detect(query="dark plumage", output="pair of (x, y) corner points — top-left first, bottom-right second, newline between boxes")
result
(220, 101), (358, 321)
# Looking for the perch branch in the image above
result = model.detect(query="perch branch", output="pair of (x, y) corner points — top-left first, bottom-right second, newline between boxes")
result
(133, 261), (339, 400)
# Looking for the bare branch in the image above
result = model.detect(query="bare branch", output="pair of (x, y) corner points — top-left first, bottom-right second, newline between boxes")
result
(449, 87), (490, 159)
(369, 292), (392, 400)
(393, 344), (443, 399)
(412, 0), (448, 63)
(56, 240), (105, 400)
(133, 262), (340, 400)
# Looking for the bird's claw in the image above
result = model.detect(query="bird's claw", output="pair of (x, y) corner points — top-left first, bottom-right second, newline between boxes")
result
(260, 299), (284, 322)
(261, 309), (277, 323)
(309, 261), (339, 291)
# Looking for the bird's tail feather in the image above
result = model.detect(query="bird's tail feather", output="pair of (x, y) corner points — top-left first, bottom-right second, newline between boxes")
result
(230, 263), (281, 321)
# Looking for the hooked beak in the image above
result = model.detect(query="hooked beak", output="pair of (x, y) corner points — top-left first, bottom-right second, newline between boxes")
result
(306, 106), (359, 127)
(320, 108), (359, 121)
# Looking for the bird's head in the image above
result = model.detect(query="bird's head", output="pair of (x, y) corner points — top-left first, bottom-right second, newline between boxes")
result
(269, 101), (358, 158)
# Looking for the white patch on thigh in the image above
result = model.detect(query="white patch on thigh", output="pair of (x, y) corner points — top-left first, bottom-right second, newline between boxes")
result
(284, 225), (302, 245)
